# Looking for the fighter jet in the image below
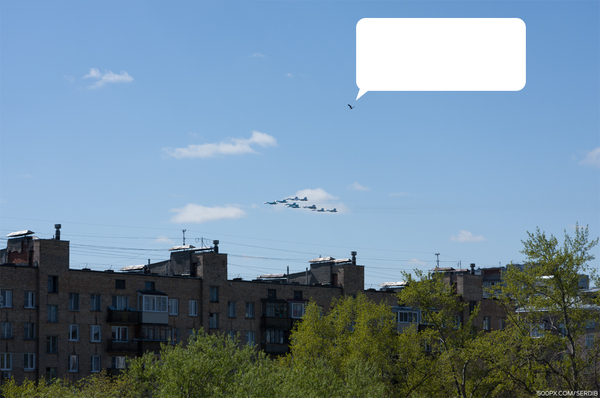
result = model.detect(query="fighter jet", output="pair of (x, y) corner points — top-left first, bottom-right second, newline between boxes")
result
(298, 197), (308, 201)
(326, 208), (337, 213)
(276, 199), (287, 204)
(316, 208), (325, 212)
(286, 203), (300, 208)
(264, 201), (277, 205)
(303, 204), (317, 210)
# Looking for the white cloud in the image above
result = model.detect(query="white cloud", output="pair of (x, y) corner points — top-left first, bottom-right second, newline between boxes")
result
(450, 230), (485, 242)
(83, 68), (134, 89)
(251, 52), (265, 58)
(390, 192), (409, 197)
(64, 75), (75, 83)
(286, 73), (293, 77)
(293, 188), (348, 213)
(170, 204), (246, 224)
(154, 236), (175, 245)
(163, 131), (277, 159)
(580, 147), (600, 167)
(348, 182), (370, 191)
(408, 258), (427, 266)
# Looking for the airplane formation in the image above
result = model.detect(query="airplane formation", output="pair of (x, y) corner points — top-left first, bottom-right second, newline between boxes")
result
(264, 197), (337, 213)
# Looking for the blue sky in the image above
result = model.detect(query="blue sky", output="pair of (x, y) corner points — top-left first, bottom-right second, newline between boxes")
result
(1, 1), (598, 288)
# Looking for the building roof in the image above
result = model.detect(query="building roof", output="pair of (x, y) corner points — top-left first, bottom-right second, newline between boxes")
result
(7, 230), (35, 238)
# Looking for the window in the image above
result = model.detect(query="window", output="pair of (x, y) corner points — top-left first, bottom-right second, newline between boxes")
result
(23, 354), (35, 371)
(68, 355), (78, 372)
(24, 291), (35, 308)
(47, 276), (58, 293)
(209, 313), (219, 329)
(90, 294), (101, 311)
(586, 320), (596, 329)
(586, 334), (595, 348)
(469, 301), (477, 315)
(140, 325), (171, 340)
(483, 317), (491, 331)
(228, 330), (236, 340)
(294, 290), (303, 300)
(264, 302), (288, 318)
(0, 353), (12, 370)
(454, 315), (461, 329)
(68, 324), (79, 341)
(291, 303), (305, 319)
(245, 302), (255, 318)
(46, 336), (58, 353)
(69, 293), (80, 311)
(559, 323), (567, 337)
(245, 331), (255, 346)
(112, 296), (129, 310)
(268, 289), (276, 299)
(111, 356), (126, 369)
(47, 305), (58, 323)
(1, 322), (13, 339)
(210, 286), (219, 302)
(499, 318), (506, 330)
(46, 367), (57, 380)
(91, 356), (101, 373)
(112, 326), (128, 342)
(24, 323), (35, 340)
(228, 302), (236, 318)
(530, 323), (545, 338)
(145, 281), (155, 291)
(170, 328), (179, 345)
(266, 329), (284, 344)
(142, 295), (168, 312)
(1, 290), (12, 308)
(91, 325), (101, 342)
(115, 279), (126, 289)
(189, 300), (198, 316)
(398, 311), (418, 323)
(168, 299), (179, 315)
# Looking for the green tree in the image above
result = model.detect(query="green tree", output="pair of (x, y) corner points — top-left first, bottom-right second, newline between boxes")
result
(493, 224), (599, 392)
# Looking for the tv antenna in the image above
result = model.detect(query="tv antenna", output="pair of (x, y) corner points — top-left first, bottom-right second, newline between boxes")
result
(435, 253), (440, 268)
(182, 229), (186, 246)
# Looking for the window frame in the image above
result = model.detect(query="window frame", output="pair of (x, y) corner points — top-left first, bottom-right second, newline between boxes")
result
(91, 325), (101, 343)
(24, 323), (35, 340)
(142, 295), (168, 313)
(111, 326), (129, 342)
(228, 302), (236, 318)
(23, 353), (35, 371)
(69, 293), (80, 311)
(245, 302), (255, 319)
(46, 336), (58, 354)
(209, 313), (219, 329)
(483, 317), (491, 331)
(0, 353), (12, 371)
(68, 355), (78, 373)
(112, 295), (129, 310)
(68, 324), (79, 341)
(1, 290), (12, 308)
(90, 294), (101, 312)
(245, 331), (255, 346)
(47, 276), (58, 294)
(209, 286), (219, 302)
(47, 305), (58, 323)
(111, 356), (127, 370)
(168, 298), (179, 315)
(91, 356), (101, 373)
(189, 300), (198, 317)
(1, 322), (13, 339)
(24, 291), (35, 309)
(291, 302), (305, 319)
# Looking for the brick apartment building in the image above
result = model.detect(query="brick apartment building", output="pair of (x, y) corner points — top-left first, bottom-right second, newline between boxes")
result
(0, 225), (506, 385)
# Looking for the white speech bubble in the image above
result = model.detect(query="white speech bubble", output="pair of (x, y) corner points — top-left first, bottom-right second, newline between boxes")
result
(356, 18), (526, 100)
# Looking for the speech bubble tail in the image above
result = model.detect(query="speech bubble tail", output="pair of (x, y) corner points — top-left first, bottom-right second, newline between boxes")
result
(356, 89), (367, 100)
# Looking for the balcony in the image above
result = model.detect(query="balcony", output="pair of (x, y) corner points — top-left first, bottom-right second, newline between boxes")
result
(261, 317), (292, 330)
(107, 339), (139, 353)
(107, 309), (140, 324)
(139, 340), (165, 355)
(141, 311), (169, 324)
(263, 343), (288, 355)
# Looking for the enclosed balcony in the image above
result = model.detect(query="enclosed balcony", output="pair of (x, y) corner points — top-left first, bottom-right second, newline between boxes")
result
(107, 307), (140, 324)
(107, 339), (139, 353)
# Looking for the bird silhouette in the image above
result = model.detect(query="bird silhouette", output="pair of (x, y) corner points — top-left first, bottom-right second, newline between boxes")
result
(348, 104), (354, 109)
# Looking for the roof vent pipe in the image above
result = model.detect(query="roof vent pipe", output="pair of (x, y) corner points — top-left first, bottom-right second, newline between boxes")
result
(351, 251), (357, 265)
(213, 240), (219, 254)
(470, 263), (475, 275)
(54, 224), (61, 240)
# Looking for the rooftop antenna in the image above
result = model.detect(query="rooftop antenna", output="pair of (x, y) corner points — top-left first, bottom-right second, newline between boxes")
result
(182, 229), (186, 246)
(435, 253), (440, 268)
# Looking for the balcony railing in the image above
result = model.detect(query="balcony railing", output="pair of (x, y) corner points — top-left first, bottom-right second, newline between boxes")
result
(107, 309), (140, 324)
(139, 340), (165, 355)
(107, 339), (139, 353)
(261, 317), (292, 330)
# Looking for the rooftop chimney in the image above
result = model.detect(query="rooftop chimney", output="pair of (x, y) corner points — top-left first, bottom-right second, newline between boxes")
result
(54, 224), (61, 240)
(213, 240), (219, 254)
(351, 251), (357, 265)
(470, 263), (475, 275)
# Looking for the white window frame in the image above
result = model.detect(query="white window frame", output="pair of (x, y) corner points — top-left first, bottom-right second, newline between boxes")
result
(68, 355), (78, 372)
(68, 324), (79, 341)
(189, 300), (198, 316)
(246, 302), (255, 318)
(23, 353), (35, 371)
(91, 356), (101, 373)
(291, 303), (305, 319)
(483, 317), (491, 331)
(91, 325), (101, 343)
(24, 323), (35, 340)
(69, 293), (80, 311)
(112, 326), (128, 342)
(1, 290), (12, 308)
(142, 295), (168, 313)
(111, 356), (127, 370)
(245, 331), (255, 346)
(113, 296), (129, 311)
(168, 299), (179, 315)
(24, 291), (35, 309)
(266, 329), (284, 344)
(0, 353), (12, 370)
(1, 322), (13, 339)
(90, 294), (101, 311)
(209, 313), (218, 329)
(228, 302), (236, 318)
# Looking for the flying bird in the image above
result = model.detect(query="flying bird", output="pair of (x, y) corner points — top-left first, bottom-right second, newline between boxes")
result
(348, 104), (354, 109)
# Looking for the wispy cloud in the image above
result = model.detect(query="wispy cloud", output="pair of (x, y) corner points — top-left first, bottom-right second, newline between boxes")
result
(163, 131), (276, 159)
(450, 230), (485, 242)
(170, 204), (246, 224)
(63, 75), (75, 83)
(408, 258), (427, 266)
(579, 147), (600, 168)
(390, 192), (409, 197)
(251, 52), (265, 58)
(83, 68), (134, 89)
(286, 73), (293, 77)
(293, 188), (348, 213)
(154, 236), (175, 245)
(348, 182), (369, 191)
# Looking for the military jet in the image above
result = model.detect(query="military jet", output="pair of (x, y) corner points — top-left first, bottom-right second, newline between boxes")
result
(316, 208), (325, 212)
(286, 203), (300, 208)
(276, 199), (287, 204)
(264, 201), (277, 205)
(303, 204), (317, 210)
(298, 197), (308, 201)
(326, 208), (337, 213)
